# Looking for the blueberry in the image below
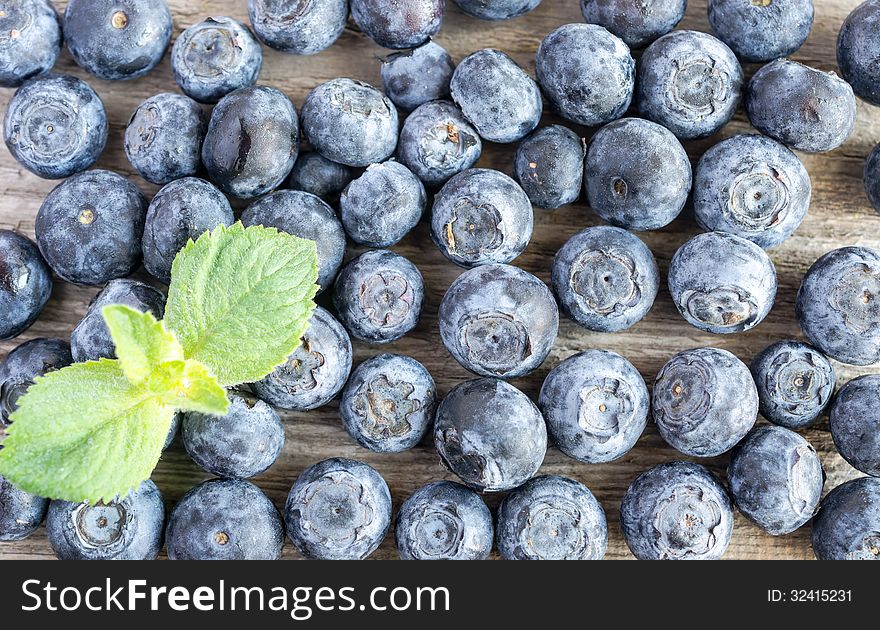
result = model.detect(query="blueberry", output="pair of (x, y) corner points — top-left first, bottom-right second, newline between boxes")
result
(142, 178), (234, 285)
(0, 231), (52, 341)
(183, 394), (284, 480)
(552, 227), (659, 333)
(381, 41), (455, 112)
(796, 247), (880, 365)
(63, 0), (172, 81)
(452, 0), (541, 20)
(812, 476), (880, 560)
(36, 170), (147, 287)
(867, 143), (880, 214)
(728, 426), (823, 536)
(584, 118), (691, 231)
(124, 93), (207, 186)
(837, 0), (880, 108)
(440, 264), (558, 378)
(694, 134), (812, 248)
(637, 30), (743, 140)
(163, 413), (179, 451)
(395, 481), (492, 561)
(497, 475), (607, 560)
(70, 279), (166, 363)
(750, 340), (835, 430)
(4, 74), (108, 180)
(580, 0), (686, 49)
(332, 250), (424, 344)
(0, 474), (48, 542)
(450, 49), (542, 144)
(166, 478), (284, 560)
(668, 231), (777, 334)
(653, 347), (758, 457)
(396, 100), (482, 188)
(340, 353), (437, 453)
(620, 461), (734, 560)
(248, 0), (348, 55)
(250, 306), (352, 411)
(707, 0), (813, 63)
(830, 375), (880, 477)
(340, 162), (427, 247)
(285, 458), (391, 560)
(172, 16), (263, 104)
(747, 59), (856, 153)
(0, 0), (61, 88)
(537, 23), (634, 127)
(287, 152), (354, 204)
(351, 0), (444, 50)
(434, 378), (547, 492)
(0, 338), (72, 427)
(46, 480), (164, 560)
(431, 169), (533, 269)
(202, 86), (299, 200)
(539, 350), (649, 463)
(514, 125), (585, 210)
(302, 78), (398, 168)
(242, 190), (345, 294)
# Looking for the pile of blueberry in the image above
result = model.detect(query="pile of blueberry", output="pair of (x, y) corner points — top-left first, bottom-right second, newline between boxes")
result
(1, 0), (880, 561)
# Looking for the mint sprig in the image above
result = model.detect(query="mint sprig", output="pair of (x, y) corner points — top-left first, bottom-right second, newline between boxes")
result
(0, 224), (319, 503)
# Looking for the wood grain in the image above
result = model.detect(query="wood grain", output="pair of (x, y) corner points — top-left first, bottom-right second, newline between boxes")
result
(2, 0), (879, 561)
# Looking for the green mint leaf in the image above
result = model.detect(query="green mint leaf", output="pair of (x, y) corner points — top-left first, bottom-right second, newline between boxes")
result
(0, 360), (175, 503)
(155, 360), (229, 415)
(164, 222), (319, 387)
(102, 304), (183, 384)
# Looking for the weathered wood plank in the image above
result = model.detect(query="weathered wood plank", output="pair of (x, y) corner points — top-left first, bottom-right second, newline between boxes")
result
(1, 0), (878, 560)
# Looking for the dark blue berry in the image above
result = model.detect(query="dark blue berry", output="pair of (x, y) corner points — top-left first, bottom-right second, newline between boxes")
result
(621, 461), (734, 560)
(0, 231), (52, 341)
(0, 474), (48, 542)
(708, 0), (814, 63)
(540, 350), (649, 463)
(142, 178), (234, 285)
(202, 86), (299, 200)
(183, 394), (284, 480)
(439, 264), (558, 379)
(241, 190), (345, 294)
(124, 93), (207, 185)
(381, 41), (454, 112)
(166, 478), (284, 560)
(1, 338), (72, 427)
(866, 142), (880, 214)
(301, 78), (399, 168)
(837, 0), (880, 107)
(434, 378), (547, 492)
(4, 74), (108, 180)
(431, 168), (533, 268)
(514, 125), (585, 210)
(451, 48), (542, 143)
(0, 0), (61, 88)
(172, 16), (263, 104)
(286, 152), (354, 205)
(351, 0), (444, 50)
(452, 0), (541, 20)
(340, 353), (437, 453)
(332, 250), (424, 344)
(248, 0), (348, 56)
(250, 306), (352, 411)
(63, 0), (172, 81)
(497, 475), (607, 560)
(395, 481), (493, 560)
(580, 0), (686, 49)
(70, 279), (166, 363)
(668, 232), (777, 334)
(46, 480), (165, 560)
(285, 458), (391, 560)
(36, 170), (146, 287)
(537, 23), (634, 127)
(637, 30), (743, 140)
(812, 476), (880, 560)
(652, 347), (758, 457)
(584, 117), (691, 231)
(340, 161), (426, 247)
(830, 375), (880, 477)
(747, 59), (856, 153)
(396, 100), (482, 188)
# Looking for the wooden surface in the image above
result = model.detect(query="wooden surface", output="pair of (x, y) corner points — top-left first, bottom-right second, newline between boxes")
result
(2, 0), (879, 561)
